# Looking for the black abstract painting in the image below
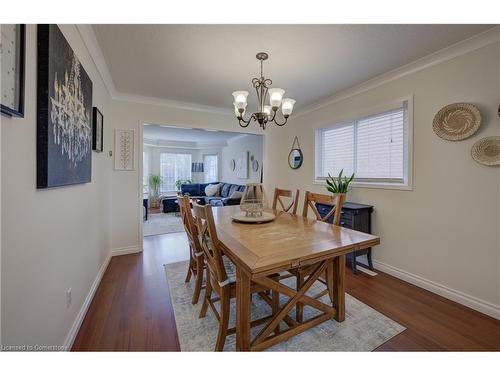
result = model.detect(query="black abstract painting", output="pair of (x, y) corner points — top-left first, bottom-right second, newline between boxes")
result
(37, 24), (93, 188)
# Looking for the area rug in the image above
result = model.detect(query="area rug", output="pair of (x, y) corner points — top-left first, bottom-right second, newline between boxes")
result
(164, 261), (405, 351)
(143, 213), (185, 236)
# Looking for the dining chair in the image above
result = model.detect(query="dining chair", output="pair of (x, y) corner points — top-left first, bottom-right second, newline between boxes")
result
(272, 187), (300, 214)
(178, 194), (205, 305)
(293, 191), (346, 322)
(192, 203), (280, 351)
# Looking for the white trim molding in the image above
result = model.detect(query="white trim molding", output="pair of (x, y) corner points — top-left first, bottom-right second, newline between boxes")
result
(76, 24), (117, 97)
(295, 26), (500, 118)
(373, 260), (500, 320)
(63, 253), (112, 350)
(78, 24), (500, 120)
(113, 93), (233, 116)
(111, 245), (142, 257)
(63, 245), (143, 350)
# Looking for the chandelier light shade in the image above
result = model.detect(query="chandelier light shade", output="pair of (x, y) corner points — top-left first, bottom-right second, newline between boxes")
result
(232, 52), (296, 130)
(232, 91), (249, 110)
(281, 98), (296, 116)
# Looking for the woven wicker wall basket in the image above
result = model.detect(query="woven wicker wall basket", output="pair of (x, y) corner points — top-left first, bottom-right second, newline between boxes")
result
(471, 136), (500, 166)
(432, 103), (481, 141)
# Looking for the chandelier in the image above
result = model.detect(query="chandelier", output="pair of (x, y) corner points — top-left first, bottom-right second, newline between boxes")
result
(232, 52), (296, 130)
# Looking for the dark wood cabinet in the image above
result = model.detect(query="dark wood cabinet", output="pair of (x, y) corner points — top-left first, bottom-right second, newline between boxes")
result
(315, 202), (374, 274)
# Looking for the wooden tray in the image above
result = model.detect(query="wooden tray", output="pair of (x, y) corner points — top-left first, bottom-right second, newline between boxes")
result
(231, 211), (276, 224)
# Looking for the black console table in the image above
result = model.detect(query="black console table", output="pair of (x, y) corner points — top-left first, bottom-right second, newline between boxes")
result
(143, 197), (148, 221)
(315, 202), (374, 274)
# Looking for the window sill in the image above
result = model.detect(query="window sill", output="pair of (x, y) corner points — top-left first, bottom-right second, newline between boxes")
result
(313, 180), (413, 191)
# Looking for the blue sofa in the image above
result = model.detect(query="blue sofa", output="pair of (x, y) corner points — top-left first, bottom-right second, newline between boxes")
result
(180, 182), (246, 206)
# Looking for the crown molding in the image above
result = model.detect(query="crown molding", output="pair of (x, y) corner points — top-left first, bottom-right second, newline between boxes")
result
(294, 25), (500, 118)
(76, 24), (233, 116)
(113, 92), (233, 116)
(78, 24), (500, 120)
(76, 24), (117, 97)
(226, 133), (256, 144)
(143, 137), (227, 149)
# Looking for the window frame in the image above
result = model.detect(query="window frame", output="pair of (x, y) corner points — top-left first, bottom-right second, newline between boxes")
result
(203, 153), (219, 183)
(159, 152), (192, 193)
(314, 95), (413, 191)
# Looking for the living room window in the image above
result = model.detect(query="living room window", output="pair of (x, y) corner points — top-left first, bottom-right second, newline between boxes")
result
(315, 100), (411, 188)
(160, 153), (192, 193)
(203, 154), (218, 183)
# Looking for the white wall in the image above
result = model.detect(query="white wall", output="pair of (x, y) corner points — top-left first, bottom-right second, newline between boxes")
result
(110, 100), (264, 252)
(3, 26), (498, 348)
(263, 41), (500, 316)
(0, 54), (2, 347)
(221, 134), (264, 184)
(1, 25), (113, 347)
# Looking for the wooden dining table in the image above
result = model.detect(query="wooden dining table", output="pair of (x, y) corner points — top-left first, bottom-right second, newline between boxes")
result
(211, 205), (380, 351)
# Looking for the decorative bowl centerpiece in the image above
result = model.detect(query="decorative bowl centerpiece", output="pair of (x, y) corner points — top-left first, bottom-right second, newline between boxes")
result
(240, 183), (267, 217)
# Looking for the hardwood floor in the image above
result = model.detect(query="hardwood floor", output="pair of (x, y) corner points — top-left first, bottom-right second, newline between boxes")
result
(72, 232), (500, 351)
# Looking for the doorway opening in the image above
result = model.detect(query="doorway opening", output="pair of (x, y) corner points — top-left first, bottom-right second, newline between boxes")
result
(140, 124), (264, 238)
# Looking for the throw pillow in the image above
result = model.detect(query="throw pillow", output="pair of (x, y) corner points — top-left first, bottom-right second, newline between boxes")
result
(229, 190), (243, 200)
(205, 183), (220, 197)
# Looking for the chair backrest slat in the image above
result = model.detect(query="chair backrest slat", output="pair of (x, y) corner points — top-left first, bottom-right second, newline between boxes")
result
(178, 194), (203, 258)
(302, 191), (345, 226)
(272, 188), (300, 215)
(192, 203), (228, 284)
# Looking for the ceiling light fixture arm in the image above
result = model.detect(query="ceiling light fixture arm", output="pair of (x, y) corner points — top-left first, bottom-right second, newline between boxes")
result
(270, 109), (289, 126)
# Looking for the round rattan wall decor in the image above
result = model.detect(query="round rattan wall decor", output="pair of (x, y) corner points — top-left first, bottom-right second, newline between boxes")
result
(432, 103), (481, 141)
(471, 136), (500, 166)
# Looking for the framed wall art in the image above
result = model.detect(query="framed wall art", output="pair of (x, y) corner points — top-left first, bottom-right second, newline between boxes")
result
(92, 107), (104, 152)
(36, 24), (93, 188)
(1, 24), (25, 117)
(236, 151), (249, 179)
(114, 129), (135, 171)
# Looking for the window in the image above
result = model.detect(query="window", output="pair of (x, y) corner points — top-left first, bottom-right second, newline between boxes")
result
(203, 154), (218, 183)
(143, 151), (149, 193)
(160, 153), (192, 192)
(315, 101), (409, 186)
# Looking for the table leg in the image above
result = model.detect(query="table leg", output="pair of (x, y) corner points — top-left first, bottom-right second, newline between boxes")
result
(236, 267), (251, 351)
(326, 258), (334, 304)
(333, 254), (346, 322)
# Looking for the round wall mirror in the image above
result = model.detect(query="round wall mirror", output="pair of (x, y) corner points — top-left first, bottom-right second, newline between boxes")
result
(288, 149), (303, 169)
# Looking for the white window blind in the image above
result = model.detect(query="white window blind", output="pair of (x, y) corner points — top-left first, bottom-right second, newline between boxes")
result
(320, 122), (355, 177)
(203, 154), (218, 183)
(316, 102), (408, 184)
(160, 153), (192, 192)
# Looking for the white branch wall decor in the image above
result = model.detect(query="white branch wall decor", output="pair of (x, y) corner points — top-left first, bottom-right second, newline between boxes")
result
(114, 129), (135, 171)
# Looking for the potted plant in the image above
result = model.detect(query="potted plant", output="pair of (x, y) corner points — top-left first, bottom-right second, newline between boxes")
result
(149, 174), (162, 209)
(325, 169), (355, 198)
(175, 178), (193, 192)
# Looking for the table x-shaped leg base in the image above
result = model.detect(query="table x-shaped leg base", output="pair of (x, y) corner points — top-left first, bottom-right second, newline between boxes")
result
(248, 259), (339, 351)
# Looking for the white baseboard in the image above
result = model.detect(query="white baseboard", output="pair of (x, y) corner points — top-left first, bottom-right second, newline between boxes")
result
(111, 245), (142, 257)
(62, 245), (142, 350)
(373, 260), (500, 320)
(62, 252), (112, 350)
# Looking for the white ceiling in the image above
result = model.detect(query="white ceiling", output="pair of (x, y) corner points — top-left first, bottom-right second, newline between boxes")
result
(93, 24), (493, 111)
(143, 124), (256, 147)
